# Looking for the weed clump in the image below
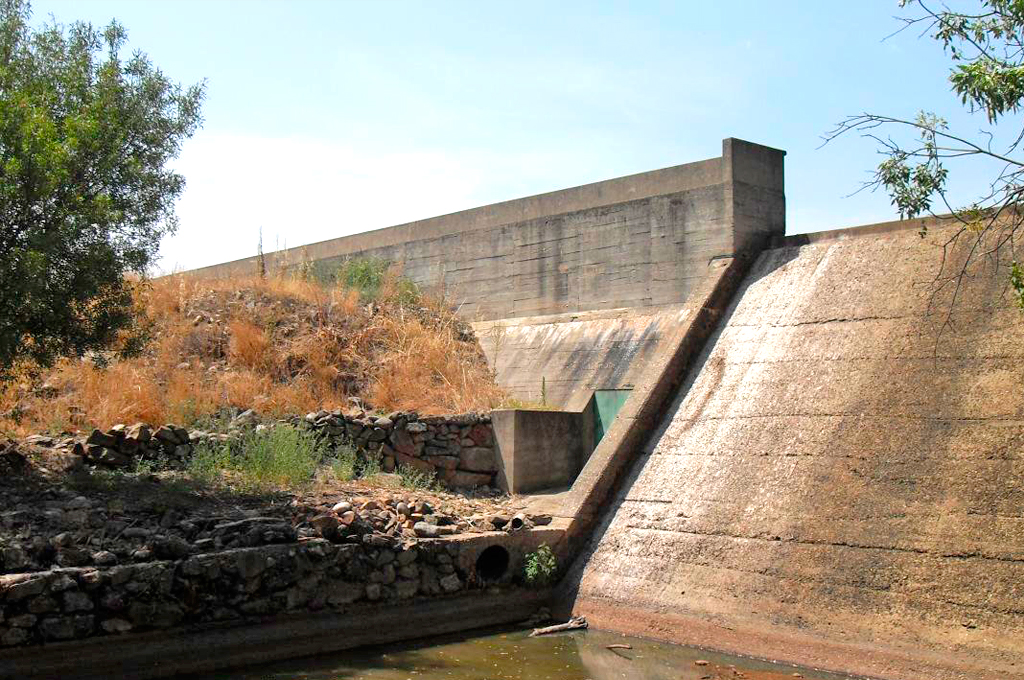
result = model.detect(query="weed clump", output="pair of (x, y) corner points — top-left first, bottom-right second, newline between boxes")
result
(523, 544), (558, 587)
(189, 425), (327, 491)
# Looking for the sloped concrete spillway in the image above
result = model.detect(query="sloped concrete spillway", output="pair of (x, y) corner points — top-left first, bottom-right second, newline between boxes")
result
(565, 219), (1024, 680)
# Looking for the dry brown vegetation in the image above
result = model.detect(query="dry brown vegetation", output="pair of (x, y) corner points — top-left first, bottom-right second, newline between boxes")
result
(0, 268), (505, 435)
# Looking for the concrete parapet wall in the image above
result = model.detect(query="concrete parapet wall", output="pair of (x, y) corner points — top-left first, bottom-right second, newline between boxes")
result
(184, 139), (784, 323)
(566, 219), (1024, 680)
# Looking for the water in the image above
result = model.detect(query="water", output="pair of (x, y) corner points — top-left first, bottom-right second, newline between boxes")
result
(189, 627), (861, 680)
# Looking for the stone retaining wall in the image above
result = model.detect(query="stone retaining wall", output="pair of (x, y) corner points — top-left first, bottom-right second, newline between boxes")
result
(29, 411), (499, 490)
(300, 410), (498, 488)
(0, 538), (474, 648)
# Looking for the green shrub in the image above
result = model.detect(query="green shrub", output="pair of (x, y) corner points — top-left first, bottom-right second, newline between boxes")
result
(188, 425), (327, 491)
(397, 464), (443, 491)
(336, 257), (419, 304)
(322, 444), (358, 482)
(523, 544), (558, 587)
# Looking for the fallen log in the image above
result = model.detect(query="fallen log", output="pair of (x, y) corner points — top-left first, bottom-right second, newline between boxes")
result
(529, 616), (588, 637)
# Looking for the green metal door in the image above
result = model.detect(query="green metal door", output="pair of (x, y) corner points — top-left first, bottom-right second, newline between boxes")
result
(593, 389), (632, 445)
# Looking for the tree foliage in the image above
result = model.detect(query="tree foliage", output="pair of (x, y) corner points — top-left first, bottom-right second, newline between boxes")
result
(825, 0), (1024, 310)
(0, 0), (204, 375)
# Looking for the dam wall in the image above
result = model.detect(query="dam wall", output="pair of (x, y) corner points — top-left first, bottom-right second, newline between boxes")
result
(188, 139), (784, 324)
(564, 217), (1024, 680)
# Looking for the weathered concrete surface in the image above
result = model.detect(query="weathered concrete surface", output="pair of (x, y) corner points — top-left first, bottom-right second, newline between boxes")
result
(566, 218), (1024, 680)
(492, 408), (595, 493)
(472, 306), (691, 408)
(185, 139), (784, 323)
(552, 254), (757, 541)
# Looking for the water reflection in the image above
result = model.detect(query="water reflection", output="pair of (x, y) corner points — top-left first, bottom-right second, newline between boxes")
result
(187, 627), (858, 680)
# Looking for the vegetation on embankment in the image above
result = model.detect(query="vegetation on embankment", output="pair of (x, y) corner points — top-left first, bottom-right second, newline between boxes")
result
(0, 261), (505, 435)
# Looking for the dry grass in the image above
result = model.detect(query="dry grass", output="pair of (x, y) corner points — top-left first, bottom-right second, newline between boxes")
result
(0, 267), (505, 435)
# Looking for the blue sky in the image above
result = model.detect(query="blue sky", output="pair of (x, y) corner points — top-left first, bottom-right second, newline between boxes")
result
(33, 0), (995, 271)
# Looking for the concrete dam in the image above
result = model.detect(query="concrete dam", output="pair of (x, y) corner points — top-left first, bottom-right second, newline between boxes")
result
(13, 139), (1022, 679)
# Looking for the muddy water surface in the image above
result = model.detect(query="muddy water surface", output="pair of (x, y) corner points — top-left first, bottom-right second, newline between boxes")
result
(190, 627), (863, 680)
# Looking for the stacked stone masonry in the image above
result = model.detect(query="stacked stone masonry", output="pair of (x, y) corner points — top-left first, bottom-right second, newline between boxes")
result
(0, 539), (474, 648)
(26, 411), (499, 491)
(300, 410), (498, 489)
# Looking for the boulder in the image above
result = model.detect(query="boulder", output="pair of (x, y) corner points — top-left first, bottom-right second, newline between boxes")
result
(390, 428), (417, 456)
(427, 455), (459, 471)
(468, 424), (493, 446)
(459, 447), (497, 473)
(85, 429), (118, 448)
(394, 451), (434, 475)
(126, 423), (152, 443)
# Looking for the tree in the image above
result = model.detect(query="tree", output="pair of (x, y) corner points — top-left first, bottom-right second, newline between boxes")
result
(0, 0), (204, 376)
(825, 1), (1024, 314)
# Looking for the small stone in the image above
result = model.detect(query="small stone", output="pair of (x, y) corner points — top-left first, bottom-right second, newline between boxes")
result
(4, 574), (47, 601)
(395, 579), (418, 599)
(439, 573), (462, 593)
(310, 514), (341, 541)
(27, 596), (59, 614)
(1, 628), (29, 646)
(9, 613), (37, 628)
(92, 550), (117, 566)
(49, 574), (76, 592)
(63, 591), (94, 612)
(89, 447), (132, 468)
(151, 536), (191, 560)
(153, 425), (178, 445)
(1, 546), (29, 570)
(65, 496), (92, 510)
(126, 423), (152, 443)
(85, 429), (118, 448)
(101, 618), (133, 634)
(364, 583), (382, 600)
(326, 582), (361, 605)
(331, 501), (353, 514)
(39, 616), (76, 640)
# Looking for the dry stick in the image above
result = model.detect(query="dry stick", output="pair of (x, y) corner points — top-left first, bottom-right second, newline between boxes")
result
(529, 616), (588, 637)
(605, 644), (632, 650)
